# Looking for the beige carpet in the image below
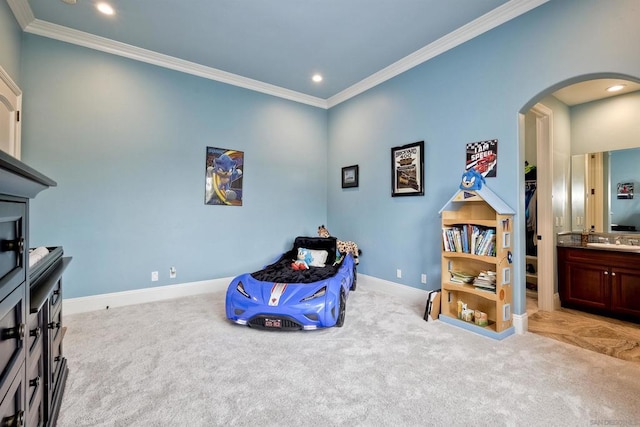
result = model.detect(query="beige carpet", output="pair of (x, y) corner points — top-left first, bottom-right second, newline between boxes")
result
(57, 285), (640, 426)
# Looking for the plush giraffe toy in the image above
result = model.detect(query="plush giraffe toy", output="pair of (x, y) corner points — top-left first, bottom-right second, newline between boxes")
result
(317, 225), (361, 264)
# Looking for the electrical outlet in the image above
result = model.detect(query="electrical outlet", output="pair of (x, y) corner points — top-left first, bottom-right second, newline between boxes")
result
(169, 266), (176, 279)
(151, 271), (159, 281)
(396, 269), (402, 278)
(421, 274), (427, 284)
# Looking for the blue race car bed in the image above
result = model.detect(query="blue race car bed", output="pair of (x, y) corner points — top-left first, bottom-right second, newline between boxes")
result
(225, 236), (356, 330)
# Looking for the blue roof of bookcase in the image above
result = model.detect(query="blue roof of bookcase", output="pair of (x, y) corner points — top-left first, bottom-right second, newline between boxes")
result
(439, 185), (515, 215)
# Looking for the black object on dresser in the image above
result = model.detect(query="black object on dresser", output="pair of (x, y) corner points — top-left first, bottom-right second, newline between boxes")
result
(1, 150), (71, 427)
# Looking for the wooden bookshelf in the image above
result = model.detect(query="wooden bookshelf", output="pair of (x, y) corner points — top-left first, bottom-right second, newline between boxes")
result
(438, 186), (515, 339)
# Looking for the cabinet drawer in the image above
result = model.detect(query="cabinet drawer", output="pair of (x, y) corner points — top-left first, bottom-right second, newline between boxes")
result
(27, 310), (44, 357)
(48, 307), (63, 346)
(0, 362), (25, 427)
(27, 343), (43, 415)
(49, 279), (62, 312)
(0, 201), (26, 301)
(0, 283), (26, 401)
(49, 339), (63, 394)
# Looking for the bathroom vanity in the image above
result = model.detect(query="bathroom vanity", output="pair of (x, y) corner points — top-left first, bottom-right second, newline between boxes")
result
(557, 244), (640, 322)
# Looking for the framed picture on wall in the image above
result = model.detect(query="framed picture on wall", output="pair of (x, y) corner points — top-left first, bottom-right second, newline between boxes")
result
(391, 141), (424, 197)
(465, 139), (498, 178)
(204, 146), (244, 206)
(617, 182), (634, 199)
(342, 165), (359, 188)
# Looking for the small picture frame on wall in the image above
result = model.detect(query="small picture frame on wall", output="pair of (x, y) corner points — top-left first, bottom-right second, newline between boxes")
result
(617, 182), (634, 199)
(391, 141), (424, 197)
(342, 165), (359, 188)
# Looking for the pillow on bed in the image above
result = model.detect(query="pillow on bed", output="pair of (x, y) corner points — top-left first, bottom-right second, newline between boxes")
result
(301, 248), (329, 267)
(293, 236), (337, 256)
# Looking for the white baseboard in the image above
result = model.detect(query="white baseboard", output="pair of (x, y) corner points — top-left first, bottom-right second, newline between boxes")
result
(512, 312), (528, 335)
(357, 274), (429, 305)
(63, 277), (232, 315)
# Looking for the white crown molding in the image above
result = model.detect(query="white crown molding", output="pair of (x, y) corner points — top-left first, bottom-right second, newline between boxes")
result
(10, 0), (548, 109)
(22, 19), (328, 109)
(6, 0), (35, 30)
(327, 0), (550, 108)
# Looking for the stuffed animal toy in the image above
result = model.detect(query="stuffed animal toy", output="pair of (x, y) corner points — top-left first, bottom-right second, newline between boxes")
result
(460, 168), (486, 191)
(317, 225), (361, 264)
(292, 248), (312, 270)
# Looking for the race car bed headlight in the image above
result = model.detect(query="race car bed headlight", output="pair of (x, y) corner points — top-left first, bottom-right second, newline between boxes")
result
(236, 281), (251, 299)
(301, 286), (326, 302)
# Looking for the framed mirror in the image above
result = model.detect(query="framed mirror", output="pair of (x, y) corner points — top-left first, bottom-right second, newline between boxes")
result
(571, 148), (640, 233)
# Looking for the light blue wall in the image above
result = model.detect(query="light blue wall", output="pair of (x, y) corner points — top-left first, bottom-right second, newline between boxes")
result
(10, 0), (640, 313)
(327, 0), (640, 315)
(610, 149), (640, 230)
(571, 91), (640, 155)
(20, 35), (328, 298)
(0, 0), (22, 84)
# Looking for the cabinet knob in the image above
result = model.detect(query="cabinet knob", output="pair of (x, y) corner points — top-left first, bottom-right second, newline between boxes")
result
(1, 323), (25, 341)
(604, 271), (609, 275)
(1, 410), (25, 427)
(611, 272), (616, 276)
(48, 321), (61, 330)
(0, 237), (24, 255)
(30, 376), (41, 388)
(30, 327), (41, 338)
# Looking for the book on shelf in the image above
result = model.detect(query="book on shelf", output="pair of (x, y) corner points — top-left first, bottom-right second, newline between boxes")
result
(442, 225), (496, 256)
(449, 270), (475, 284)
(473, 270), (497, 293)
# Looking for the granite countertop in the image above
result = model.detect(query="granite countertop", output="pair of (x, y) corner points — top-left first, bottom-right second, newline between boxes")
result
(557, 241), (640, 253)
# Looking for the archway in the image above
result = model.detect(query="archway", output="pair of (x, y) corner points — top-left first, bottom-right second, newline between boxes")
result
(518, 73), (640, 331)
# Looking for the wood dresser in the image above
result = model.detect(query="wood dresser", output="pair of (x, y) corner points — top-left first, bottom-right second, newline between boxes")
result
(0, 151), (71, 427)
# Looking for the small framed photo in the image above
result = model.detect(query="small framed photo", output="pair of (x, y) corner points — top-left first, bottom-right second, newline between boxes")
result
(342, 165), (359, 188)
(391, 141), (424, 197)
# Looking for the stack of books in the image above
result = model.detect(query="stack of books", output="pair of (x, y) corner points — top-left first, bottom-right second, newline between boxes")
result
(449, 270), (475, 284)
(473, 270), (496, 293)
(441, 225), (496, 256)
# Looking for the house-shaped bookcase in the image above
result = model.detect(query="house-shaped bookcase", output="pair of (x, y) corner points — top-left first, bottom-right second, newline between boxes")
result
(438, 185), (516, 340)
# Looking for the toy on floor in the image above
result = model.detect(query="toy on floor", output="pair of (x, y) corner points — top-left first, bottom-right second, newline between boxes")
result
(291, 248), (312, 270)
(317, 225), (361, 264)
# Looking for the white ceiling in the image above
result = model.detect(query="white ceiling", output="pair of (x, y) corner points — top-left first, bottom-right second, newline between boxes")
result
(553, 79), (640, 106)
(8, 0), (551, 108)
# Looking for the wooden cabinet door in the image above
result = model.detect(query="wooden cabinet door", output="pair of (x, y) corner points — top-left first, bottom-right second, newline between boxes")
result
(610, 267), (640, 317)
(562, 261), (609, 310)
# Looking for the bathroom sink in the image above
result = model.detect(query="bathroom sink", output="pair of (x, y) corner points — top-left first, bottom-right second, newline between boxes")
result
(586, 242), (640, 252)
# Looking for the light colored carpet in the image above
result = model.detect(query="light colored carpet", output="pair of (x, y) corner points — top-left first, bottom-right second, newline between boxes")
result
(58, 285), (640, 426)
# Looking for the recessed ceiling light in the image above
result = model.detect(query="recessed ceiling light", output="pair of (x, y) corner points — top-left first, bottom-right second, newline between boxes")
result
(312, 74), (323, 83)
(60, 0), (77, 4)
(606, 84), (626, 92)
(96, 2), (115, 15)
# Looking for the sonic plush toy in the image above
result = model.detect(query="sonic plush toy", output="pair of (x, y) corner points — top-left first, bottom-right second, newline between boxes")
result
(292, 248), (313, 270)
(460, 168), (485, 191)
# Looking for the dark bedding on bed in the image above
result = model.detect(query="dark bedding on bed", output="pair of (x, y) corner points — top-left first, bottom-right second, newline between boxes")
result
(250, 236), (344, 284)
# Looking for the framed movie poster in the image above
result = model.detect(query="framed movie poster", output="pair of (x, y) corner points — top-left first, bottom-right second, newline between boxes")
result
(205, 146), (244, 206)
(466, 139), (498, 178)
(391, 141), (424, 197)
